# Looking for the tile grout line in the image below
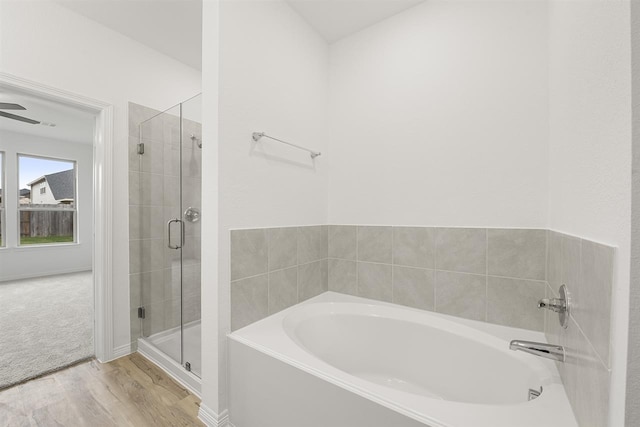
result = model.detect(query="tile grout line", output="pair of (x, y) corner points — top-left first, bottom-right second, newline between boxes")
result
(485, 228), (489, 322)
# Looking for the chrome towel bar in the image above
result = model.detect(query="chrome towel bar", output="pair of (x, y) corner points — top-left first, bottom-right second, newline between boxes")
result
(252, 132), (321, 159)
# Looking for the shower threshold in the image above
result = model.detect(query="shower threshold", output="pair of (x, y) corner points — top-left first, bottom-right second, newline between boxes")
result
(137, 320), (201, 397)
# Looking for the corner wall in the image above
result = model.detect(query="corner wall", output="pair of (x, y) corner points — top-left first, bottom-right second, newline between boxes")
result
(547, 1), (632, 426)
(215, 0), (330, 414)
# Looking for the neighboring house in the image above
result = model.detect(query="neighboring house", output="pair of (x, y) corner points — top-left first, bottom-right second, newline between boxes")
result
(19, 188), (30, 205)
(27, 169), (74, 205)
(0, 188), (32, 204)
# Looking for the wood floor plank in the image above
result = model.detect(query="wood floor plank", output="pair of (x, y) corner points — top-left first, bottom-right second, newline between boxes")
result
(0, 355), (204, 427)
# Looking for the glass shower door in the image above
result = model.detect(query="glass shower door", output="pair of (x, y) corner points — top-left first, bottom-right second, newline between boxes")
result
(137, 103), (183, 370)
(136, 95), (201, 378)
(179, 94), (202, 377)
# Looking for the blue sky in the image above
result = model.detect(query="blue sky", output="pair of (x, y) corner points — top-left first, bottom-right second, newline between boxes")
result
(18, 156), (74, 189)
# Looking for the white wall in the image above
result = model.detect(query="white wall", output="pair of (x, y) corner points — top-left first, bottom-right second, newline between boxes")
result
(0, 130), (93, 281)
(0, 0), (201, 352)
(627, 0), (640, 423)
(210, 0), (330, 414)
(547, 1), (632, 426)
(328, 0), (549, 227)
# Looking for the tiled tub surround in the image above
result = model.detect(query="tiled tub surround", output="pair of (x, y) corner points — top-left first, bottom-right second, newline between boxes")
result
(230, 225), (615, 426)
(545, 231), (615, 427)
(230, 226), (328, 331)
(231, 226), (550, 332)
(128, 102), (202, 347)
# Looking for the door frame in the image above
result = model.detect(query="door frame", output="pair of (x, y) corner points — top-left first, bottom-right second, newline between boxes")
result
(0, 72), (115, 362)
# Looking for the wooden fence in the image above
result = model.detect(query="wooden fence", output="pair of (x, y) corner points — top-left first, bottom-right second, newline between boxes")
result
(20, 207), (74, 237)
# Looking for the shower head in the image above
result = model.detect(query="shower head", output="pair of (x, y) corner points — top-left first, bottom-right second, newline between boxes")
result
(191, 134), (202, 148)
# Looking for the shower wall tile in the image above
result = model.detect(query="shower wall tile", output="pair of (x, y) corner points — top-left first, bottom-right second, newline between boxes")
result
(435, 228), (486, 274)
(393, 227), (435, 269)
(128, 102), (203, 347)
(328, 225), (356, 260)
(487, 229), (546, 280)
(357, 262), (392, 302)
(128, 103), (160, 138)
(129, 136), (140, 172)
(230, 229), (268, 281)
(486, 276), (545, 331)
(139, 140), (164, 174)
(435, 271), (486, 322)
(392, 266), (434, 311)
(357, 226), (392, 263)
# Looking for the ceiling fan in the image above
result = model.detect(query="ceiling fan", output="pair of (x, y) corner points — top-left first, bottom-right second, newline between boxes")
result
(0, 103), (41, 125)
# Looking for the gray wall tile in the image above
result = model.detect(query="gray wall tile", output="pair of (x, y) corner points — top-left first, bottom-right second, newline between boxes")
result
(547, 230), (562, 287)
(357, 262), (392, 302)
(269, 267), (298, 314)
(487, 276), (545, 331)
(393, 266), (434, 311)
(328, 259), (357, 296)
(230, 229), (268, 281)
(139, 172), (164, 207)
(299, 260), (328, 301)
(298, 226), (328, 264)
(231, 274), (268, 331)
(574, 335), (610, 427)
(140, 140), (164, 174)
(487, 229), (546, 280)
(328, 225), (356, 260)
(393, 227), (435, 268)
(435, 270), (486, 321)
(268, 228), (297, 271)
(357, 226), (392, 263)
(562, 234), (582, 293)
(129, 205), (164, 240)
(435, 228), (486, 274)
(578, 240), (614, 367)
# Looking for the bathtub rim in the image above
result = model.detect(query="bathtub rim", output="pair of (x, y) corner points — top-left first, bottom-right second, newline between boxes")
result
(229, 292), (577, 427)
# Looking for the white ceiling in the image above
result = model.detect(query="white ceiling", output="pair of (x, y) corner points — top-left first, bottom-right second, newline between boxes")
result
(0, 90), (95, 145)
(286, 0), (425, 43)
(54, 0), (203, 70)
(53, 0), (425, 73)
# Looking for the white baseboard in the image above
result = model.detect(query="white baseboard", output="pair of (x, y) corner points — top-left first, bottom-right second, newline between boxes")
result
(111, 343), (132, 360)
(198, 405), (232, 427)
(0, 266), (92, 283)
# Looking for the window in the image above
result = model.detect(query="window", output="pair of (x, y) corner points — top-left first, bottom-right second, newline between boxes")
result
(18, 155), (76, 245)
(0, 152), (4, 247)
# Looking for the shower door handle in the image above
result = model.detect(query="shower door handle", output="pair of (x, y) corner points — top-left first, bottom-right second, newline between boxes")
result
(167, 218), (185, 249)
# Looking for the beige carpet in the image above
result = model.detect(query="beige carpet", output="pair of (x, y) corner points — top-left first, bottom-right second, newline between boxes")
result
(0, 271), (93, 389)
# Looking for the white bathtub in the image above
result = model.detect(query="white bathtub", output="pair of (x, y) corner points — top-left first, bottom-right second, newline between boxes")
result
(229, 292), (577, 427)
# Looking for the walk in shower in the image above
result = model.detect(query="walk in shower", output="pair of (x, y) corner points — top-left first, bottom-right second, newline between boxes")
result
(129, 94), (202, 394)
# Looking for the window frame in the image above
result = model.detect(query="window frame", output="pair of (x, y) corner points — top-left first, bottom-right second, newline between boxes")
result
(17, 153), (78, 247)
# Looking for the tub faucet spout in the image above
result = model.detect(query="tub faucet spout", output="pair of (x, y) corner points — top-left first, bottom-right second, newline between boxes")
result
(509, 340), (565, 362)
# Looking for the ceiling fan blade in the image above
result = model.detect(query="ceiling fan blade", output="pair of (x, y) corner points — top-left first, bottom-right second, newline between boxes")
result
(0, 103), (26, 110)
(0, 111), (41, 124)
